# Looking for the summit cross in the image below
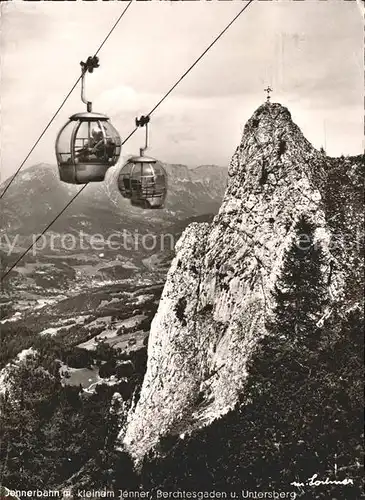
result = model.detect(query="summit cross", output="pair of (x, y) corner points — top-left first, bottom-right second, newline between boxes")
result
(264, 86), (273, 102)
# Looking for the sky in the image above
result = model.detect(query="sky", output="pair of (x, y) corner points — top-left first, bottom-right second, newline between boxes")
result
(0, 0), (363, 182)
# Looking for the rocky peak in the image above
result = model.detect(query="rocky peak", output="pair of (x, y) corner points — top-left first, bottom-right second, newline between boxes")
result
(122, 102), (347, 461)
(229, 102), (324, 191)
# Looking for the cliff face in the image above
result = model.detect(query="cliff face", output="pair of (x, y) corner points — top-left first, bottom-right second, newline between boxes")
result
(122, 102), (361, 460)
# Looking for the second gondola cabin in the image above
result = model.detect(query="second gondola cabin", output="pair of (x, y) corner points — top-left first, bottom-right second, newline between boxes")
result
(118, 155), (167, 209)
(118, 115), (167, 209)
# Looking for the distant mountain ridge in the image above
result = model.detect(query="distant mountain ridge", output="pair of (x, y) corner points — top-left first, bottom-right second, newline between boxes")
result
(0, 162), (227, 290)
(0, 162), (227, 239)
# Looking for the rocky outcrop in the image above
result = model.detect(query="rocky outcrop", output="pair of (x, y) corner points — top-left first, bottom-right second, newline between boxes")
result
(122, 102), (358, 461)
(0, 348), (39, 399)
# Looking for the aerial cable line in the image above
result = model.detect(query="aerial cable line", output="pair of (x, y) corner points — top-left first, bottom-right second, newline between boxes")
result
(123, 0), (255, 145)
(0, 0), (255, 282)
(1, 184), (87, 281)
(1, 185), (89, 281)
(0, 0), (133, 200)
(149, 0), (255, 116)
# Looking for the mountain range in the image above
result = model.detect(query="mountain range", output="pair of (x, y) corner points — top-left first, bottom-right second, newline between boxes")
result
(1, 162), (227, 238)
(0, 162), (226, 291)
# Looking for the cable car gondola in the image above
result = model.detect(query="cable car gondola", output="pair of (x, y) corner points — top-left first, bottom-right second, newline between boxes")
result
(117, 116), (167, 209)
(55, 56), (121, 184)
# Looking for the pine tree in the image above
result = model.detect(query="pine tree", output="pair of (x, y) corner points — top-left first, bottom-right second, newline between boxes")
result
(140, 215), (363, 498)
(272, 216), (328, 348)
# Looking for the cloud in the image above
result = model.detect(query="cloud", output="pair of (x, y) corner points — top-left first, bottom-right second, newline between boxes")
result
(0, 0), (363, 182)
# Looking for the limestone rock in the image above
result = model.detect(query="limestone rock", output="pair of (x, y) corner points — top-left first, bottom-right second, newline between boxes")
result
(122, 103), (361, 461)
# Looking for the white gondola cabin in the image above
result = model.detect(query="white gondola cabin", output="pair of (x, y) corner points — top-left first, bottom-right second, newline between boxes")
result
(55, 56), (121, 184)
(56, 113), (121, 184)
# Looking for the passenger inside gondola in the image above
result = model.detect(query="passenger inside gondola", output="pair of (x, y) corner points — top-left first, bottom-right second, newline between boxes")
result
(75, 127), (116, 162)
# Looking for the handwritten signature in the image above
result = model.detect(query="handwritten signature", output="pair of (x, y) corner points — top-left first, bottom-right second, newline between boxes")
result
(291, 473), (354, 488)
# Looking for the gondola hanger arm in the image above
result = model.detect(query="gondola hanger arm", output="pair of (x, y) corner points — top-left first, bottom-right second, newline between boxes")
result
(135, 115), (150, 156)
(80, 56), (100, 112)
